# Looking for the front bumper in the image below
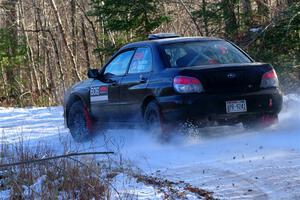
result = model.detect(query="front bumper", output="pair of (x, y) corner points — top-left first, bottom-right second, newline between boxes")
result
(157, 88), (283, 123)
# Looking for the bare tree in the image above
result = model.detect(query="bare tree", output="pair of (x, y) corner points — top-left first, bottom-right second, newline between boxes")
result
(179, 0), (203, 36)
(49, 0), (81, 82)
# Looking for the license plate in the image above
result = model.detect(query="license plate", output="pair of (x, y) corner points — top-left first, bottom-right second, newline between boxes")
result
(226, 100), (247, 113)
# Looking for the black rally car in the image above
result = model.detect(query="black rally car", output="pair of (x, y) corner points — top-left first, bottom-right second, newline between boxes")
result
(64, 33), (283, 141)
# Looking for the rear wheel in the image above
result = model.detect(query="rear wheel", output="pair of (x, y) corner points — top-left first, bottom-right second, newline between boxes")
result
(144, 100), (172, 137)
(243, 114), (278, 130)
(144, 101), (162, 131)
(68, 101), (92, 142)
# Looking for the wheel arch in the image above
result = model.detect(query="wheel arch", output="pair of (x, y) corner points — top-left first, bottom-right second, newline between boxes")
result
(65, 93), (88, 127)
(141, 95), (158, 118)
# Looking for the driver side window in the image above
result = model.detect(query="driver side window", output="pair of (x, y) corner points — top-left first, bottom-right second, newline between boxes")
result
(104, 50), (134, 76)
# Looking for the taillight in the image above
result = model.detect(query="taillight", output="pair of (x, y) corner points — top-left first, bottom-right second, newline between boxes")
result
(173, 76), (204, 93)
(260, 69), (279, 88)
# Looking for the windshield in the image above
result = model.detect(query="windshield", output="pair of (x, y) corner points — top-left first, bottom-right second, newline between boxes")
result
(162, 41), (252, 68)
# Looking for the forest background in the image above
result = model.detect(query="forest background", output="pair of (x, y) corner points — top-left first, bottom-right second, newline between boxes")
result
(0, 0), (299, 106)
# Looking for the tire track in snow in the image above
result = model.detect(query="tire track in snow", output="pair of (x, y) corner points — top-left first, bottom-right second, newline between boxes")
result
(159, 152), (300, 199)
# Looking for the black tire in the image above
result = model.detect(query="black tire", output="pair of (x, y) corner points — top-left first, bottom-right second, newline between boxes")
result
(243, 114), (278, 130)
(144, 100), (168, 135)
(68, 101), (92, 142)
(242, 120), (260, 130)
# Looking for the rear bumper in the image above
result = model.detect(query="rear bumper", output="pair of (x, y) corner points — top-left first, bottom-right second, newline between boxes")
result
(157, 88), (283, 123)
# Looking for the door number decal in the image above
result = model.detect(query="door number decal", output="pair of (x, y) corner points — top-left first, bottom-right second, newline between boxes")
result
(90, 86), (108, 102)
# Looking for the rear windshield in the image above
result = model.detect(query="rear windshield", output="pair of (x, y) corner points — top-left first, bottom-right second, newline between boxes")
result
(161, 41), (252, 68)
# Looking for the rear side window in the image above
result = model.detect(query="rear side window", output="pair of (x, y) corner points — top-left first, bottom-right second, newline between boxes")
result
(128, 47), (152, 74)
(162, 41), (252, 68)
(104, 50), (134, 76)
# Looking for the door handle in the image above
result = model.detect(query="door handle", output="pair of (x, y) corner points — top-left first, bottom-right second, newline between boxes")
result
(108, 78), (118, 86)
(139, 75), (147, 83)
(111, 80), (118, 86)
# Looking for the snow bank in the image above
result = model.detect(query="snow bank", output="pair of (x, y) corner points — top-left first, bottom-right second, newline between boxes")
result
(0, 94), (299, 199)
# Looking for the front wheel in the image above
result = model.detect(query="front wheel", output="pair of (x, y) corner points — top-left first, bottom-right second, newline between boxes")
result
(68, 101), (92, 142)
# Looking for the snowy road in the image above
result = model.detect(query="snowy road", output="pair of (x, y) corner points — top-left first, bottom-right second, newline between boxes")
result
(0, 95), (299, 199)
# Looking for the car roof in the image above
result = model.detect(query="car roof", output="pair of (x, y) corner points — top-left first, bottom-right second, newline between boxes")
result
(120, 37), (224, 50)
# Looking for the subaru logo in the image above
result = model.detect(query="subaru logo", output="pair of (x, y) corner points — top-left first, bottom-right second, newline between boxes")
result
(227, 73), (237, 79)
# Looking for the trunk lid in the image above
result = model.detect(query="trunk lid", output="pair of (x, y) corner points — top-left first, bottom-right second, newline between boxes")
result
(178, 63), (273, 94)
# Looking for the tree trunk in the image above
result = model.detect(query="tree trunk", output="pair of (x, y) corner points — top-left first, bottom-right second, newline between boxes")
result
(75, 0), (101, 60)
(202, 0), (209, 36)
(70, 0), (78, 71)
(286, 0), (295, 6)
(223, 0), (238, 40)
(255, 0), (269, 23)
(19, 0), (41, 97)
(49, 0), (81, 82)
(179, 0), (203, 36)
(2, 0), (19, 102)
(32, 0), (58, 102)
(81, 16), (91, 70)
(242, 0), (252, 27)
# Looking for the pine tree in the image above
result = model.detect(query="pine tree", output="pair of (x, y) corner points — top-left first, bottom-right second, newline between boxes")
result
(90, 0), (168, 57)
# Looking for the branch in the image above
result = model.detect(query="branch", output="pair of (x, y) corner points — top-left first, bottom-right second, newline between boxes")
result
(0, 151), (114, 170)
(287, 11), (300, 35)
(16, 29), (51, 33)
(178, 0), (203, 36)
(67, 156), (122, 199)
(244, 21), (274, 47)
(244, 3), (299, 48)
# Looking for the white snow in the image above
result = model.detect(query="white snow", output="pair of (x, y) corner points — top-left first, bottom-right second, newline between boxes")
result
(0, 190), (10, 199)
(0, 94), (300, 199)
(112, 173), (162, 200)
(23, 175), (47, 199)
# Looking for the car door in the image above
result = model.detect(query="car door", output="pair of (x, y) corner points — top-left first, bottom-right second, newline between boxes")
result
(119, 47), (153, 122)
(90, 50), (135, 122)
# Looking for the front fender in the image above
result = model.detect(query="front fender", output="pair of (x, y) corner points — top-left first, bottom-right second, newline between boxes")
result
(63, 79), (93, 127)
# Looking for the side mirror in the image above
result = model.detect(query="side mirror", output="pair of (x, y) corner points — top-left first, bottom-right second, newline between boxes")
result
(87, 68), (99, 79)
